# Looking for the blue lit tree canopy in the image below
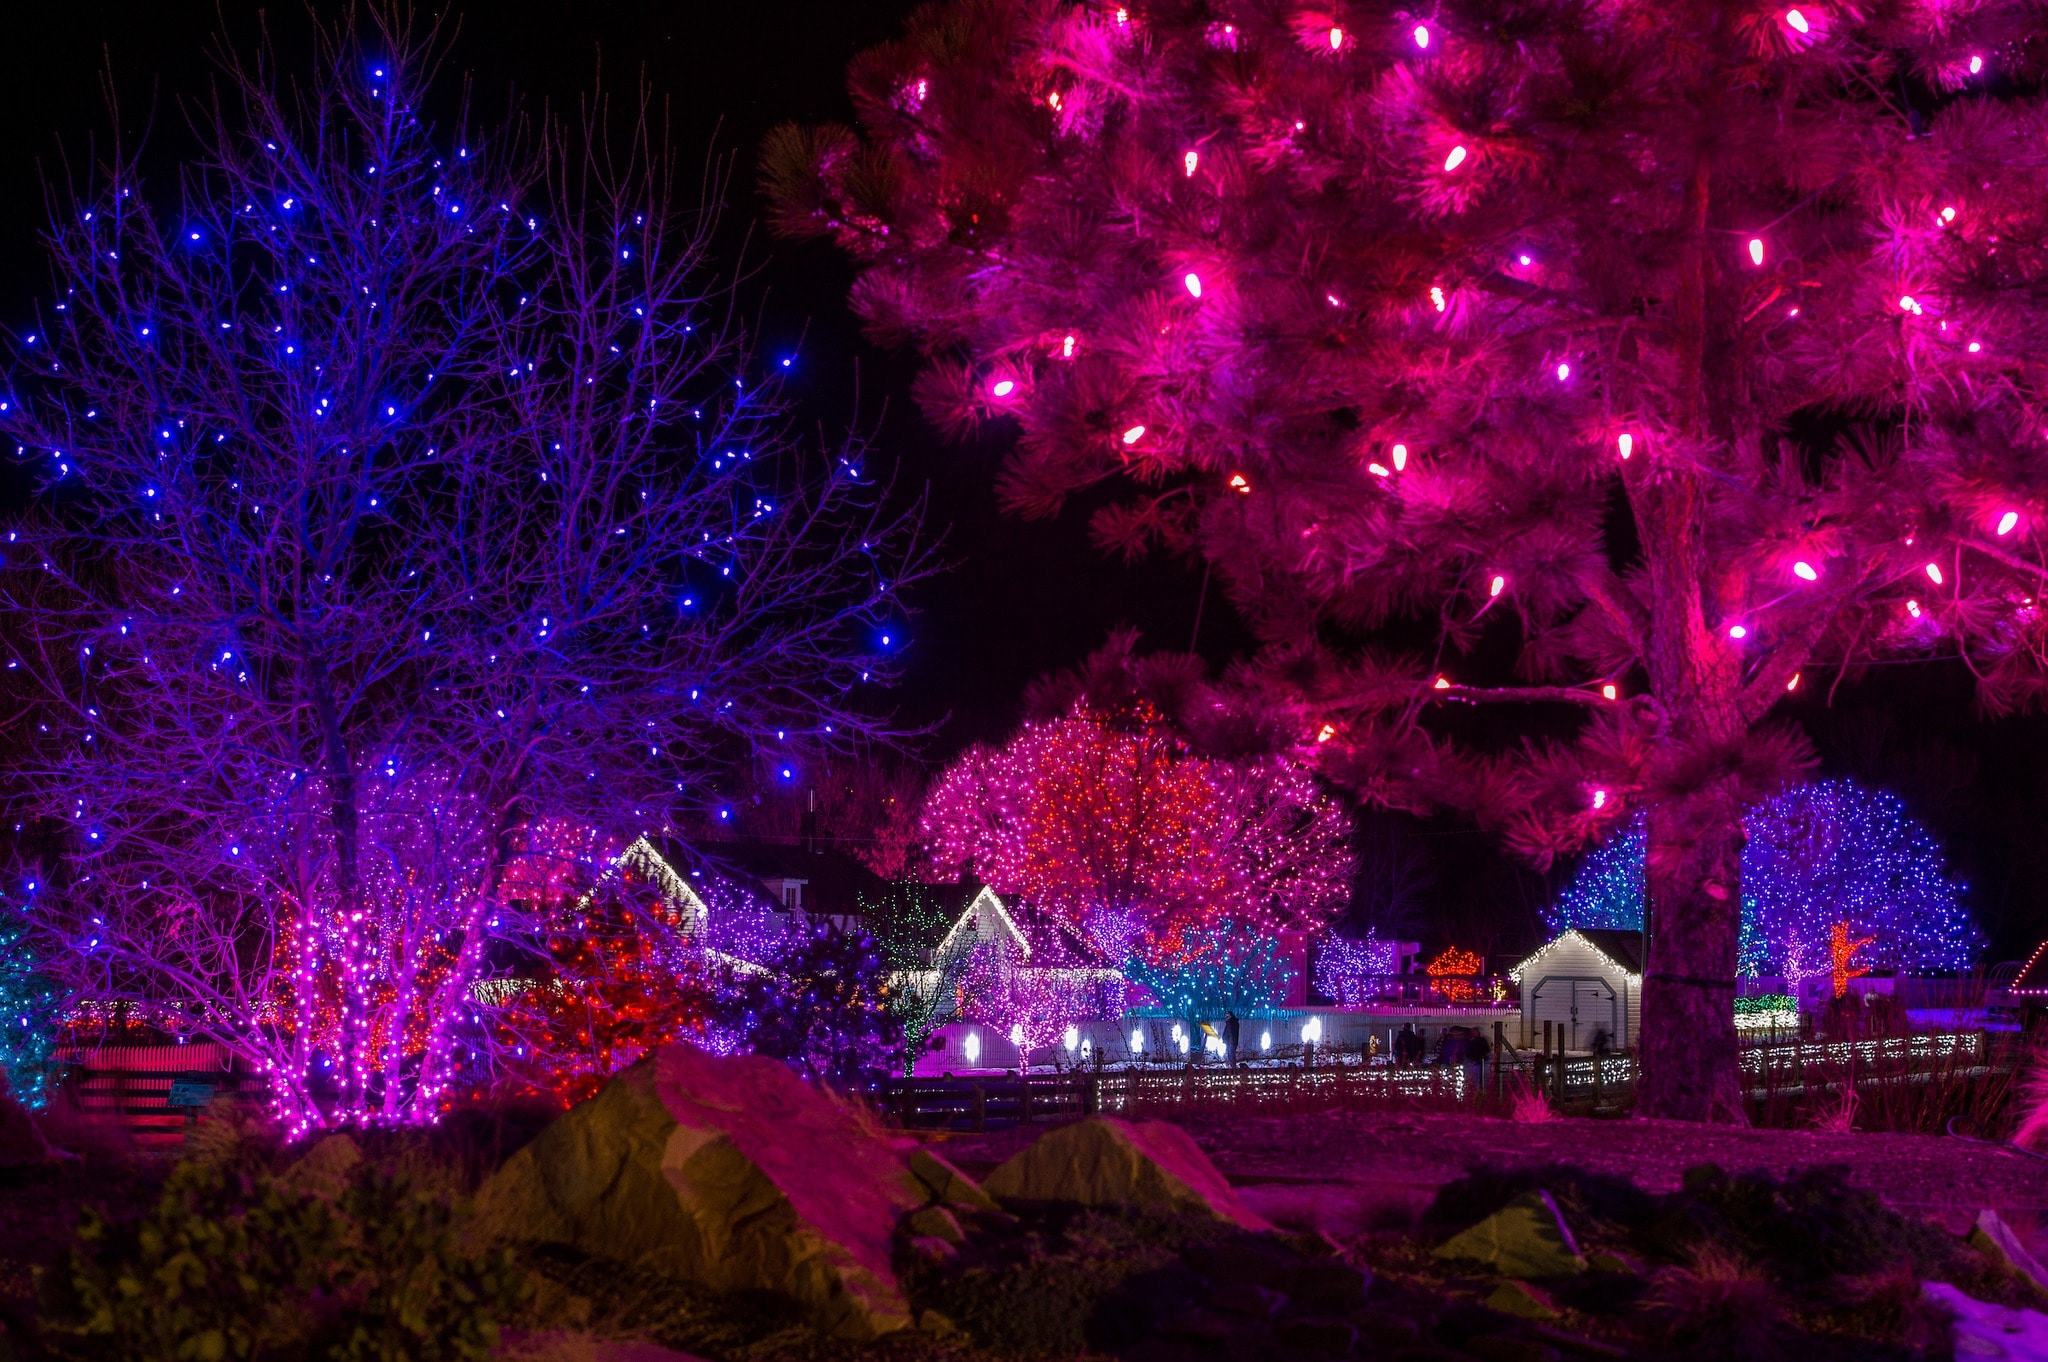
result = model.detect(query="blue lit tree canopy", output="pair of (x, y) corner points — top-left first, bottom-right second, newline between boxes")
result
(1551, 781), (1979, 977)
(0, 897), (58, 1107)
(1125, 922), (1295, 1020)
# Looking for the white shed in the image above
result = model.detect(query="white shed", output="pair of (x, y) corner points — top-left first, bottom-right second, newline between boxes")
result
(1510, 929), (1643, 1051)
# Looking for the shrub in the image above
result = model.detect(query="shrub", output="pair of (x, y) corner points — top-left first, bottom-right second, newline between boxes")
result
(40, 1151), (526, 1361)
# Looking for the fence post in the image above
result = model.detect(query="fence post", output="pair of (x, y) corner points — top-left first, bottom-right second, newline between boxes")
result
(1555, 1027), (1567, 1103)
(1019, 1073), (1033, 1125)
(1539, 1020), (1551, 1102)
(1492, 1021), (1505, 1102)
(1083, 1071), (1099, 1116)
(971, 1082), (986, 1132)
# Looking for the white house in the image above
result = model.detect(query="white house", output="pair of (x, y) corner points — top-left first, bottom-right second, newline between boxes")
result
(1509, 929), (1643, 1051)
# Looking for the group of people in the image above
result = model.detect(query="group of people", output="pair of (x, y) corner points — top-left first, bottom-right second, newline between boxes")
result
(1391, 1021), (1494, 1084)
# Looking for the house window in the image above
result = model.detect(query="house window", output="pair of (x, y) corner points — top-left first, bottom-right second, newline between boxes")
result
(780, 881), (803, 910)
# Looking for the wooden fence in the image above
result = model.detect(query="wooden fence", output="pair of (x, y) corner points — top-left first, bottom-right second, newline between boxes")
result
(49, 1043), (270, 1148)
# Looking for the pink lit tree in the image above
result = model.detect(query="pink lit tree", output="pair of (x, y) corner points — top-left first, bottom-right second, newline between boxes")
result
(922, 637), (1352, 956)
(0, 19), (931, 1128)
(770, 0), (2048, 1119)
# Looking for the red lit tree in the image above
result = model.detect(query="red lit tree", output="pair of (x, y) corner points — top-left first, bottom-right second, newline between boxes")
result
(768, 0), (2048, 1119)
(922, 638), (1351, 955)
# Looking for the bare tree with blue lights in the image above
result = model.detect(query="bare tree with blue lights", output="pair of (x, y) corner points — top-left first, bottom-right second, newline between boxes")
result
(0, 17), (932, 1129)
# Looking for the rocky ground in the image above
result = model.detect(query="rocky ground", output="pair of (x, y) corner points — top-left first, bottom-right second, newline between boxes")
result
(9, 1058), (2048, 1362)
(938, 1108), (2048, 1238)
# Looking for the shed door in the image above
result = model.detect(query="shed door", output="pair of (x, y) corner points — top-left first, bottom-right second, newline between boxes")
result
(1528, 976), (1619, 1050)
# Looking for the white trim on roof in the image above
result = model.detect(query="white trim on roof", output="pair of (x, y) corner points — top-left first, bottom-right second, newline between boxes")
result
(932, 885), (1031, 963)
(1509, 928), (1643, 983)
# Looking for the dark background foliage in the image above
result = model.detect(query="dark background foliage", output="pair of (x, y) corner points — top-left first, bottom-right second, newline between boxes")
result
(2, 1), (2045, 966)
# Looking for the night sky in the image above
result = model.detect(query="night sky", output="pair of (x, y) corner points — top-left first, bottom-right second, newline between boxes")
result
(7, 2), (2048, 965)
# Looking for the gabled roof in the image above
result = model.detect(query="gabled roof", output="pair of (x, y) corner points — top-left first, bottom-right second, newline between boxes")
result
(2010, 940), (2048, 996)
(660, 837), (890, 920)
(934, 885), (1032, 962)
(1510, 928), (1646, 980)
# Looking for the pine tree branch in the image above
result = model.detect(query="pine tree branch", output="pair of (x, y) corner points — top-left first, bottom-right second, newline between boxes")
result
(1579, 565), (1650, 656)
(1424, 682), (1612, 708)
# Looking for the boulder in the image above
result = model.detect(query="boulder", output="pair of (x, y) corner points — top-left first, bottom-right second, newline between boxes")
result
(1433, 1190), (1587, 1278)
(1483, 1279), (1563, 1321)
(907, 1147), (999, 1211)
(1925, 1280), (2048, 1362)
(474, 1044), (924, 1340)
(1972, 1210), (2048, 1303)
(0, 1068), (51, 1168)
(981, 1117), (1271, 1231)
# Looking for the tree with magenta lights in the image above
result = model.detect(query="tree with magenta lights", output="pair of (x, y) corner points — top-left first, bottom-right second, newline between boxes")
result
(0, 17), (932, 1128)
(770, 0), (2048, 1119)
(921, 635), (1351, 957)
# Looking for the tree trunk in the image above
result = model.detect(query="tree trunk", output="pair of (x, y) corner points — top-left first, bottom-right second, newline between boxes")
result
(1637, 782), (1747, 1121)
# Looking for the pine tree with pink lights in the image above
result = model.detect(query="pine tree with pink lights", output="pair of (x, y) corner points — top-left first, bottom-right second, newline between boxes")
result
(770, 0), (2048, 1119)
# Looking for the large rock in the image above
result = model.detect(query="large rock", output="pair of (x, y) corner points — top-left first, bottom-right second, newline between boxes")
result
(474, 1045), (924, 1340)
(981, 1117), (1271, 1231)
(1925, 1281), (2048, 1361)
(1432, 1189), (1587, 1278)
(1973, 1210), (2048, 1303)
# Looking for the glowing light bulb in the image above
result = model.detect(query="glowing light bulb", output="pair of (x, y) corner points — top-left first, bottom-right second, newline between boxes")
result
(1261, 1030), (1272, 1052)
(1968, 342), (1982, 353)
(1942, 206), (1957, 222)
(1433, 675), (1452, 690)
(1430, 286), (1447, 311)
(1064, 1025), (1080, 1052)
(1062, 334), (1077, 358)
(1998, 511), (2020, 536)
(1368, 462), (1392, 477)
(963, 1031), (981, 1065)
(1785, 8), (1810, 32)
(1907, 599), (1923, 618)
(1556, 362), (1571, 381)
(1122, 424), (1146, 445)
(991, 379), (1016, 398)
(1414, 23), (1430, 47)
(1184, 272), (1203, 297)
(1009, 1023), (1024, 1046)
(1489, 574), (1506, 597)
(1748, 238), (1765, 266)
(1793, 561), (1819, 581)
(1925, 562), (1944, 585)
(1316, 723), (1337, 743)
(1229, 472), (1252, 493)
(1444, 145), (1468, 172)
(1130, 1027), (1143, 1052)
(1115, 6), (1127, 23)
(1970, 54), (1983, 73)
(1392, 442), (1409, 470)
(1329, 26), (1344, 48)
(1618, 432), (1633, 459)
(1591, 788), (1608, 810)
(1728, 624), (1748, 639)
(1048, 91), (1062, 110)
(1787, 672), (1801, 691)
(1184, 150), (1199, 176)
(1899, 295), (1918, 312)
(1601, 683), (1618, 700)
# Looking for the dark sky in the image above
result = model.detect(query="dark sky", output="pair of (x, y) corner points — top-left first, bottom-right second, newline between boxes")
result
(6, 2), (2048, 965)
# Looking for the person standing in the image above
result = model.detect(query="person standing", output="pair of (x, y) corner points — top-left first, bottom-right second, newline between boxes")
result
(1395, 1022), (1422, 1067)
(1463, 1028), (1491, 1095)
(1223, 1011), (1242, 1064)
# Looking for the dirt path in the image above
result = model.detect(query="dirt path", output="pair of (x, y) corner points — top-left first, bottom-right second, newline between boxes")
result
(929, 1110), (2048, 1236)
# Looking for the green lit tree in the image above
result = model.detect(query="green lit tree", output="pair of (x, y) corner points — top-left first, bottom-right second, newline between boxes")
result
(0, 896), (59, 1108)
